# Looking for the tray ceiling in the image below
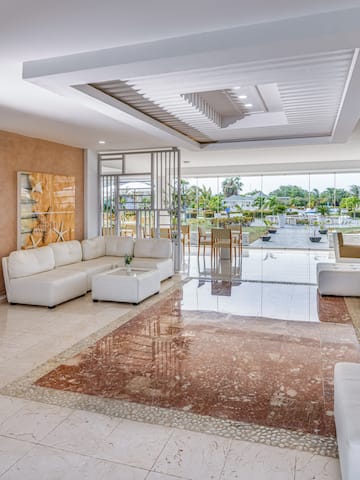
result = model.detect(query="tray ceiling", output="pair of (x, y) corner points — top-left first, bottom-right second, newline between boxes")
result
(89, 50), (354, 145)
(22, 8), (360, 151)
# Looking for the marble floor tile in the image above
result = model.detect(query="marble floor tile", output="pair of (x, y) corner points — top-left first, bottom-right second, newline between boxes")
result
(0, 396), (29, 425)
(41, 409), (121, 456)
(0, 435), (33, 476)
(182, 279), (322, 322)
(220, 439), (296, 480)
(153, 429), (230, 480)
(80, 457), (148, 480)
(95, 419), (173, 470)
(0, 333), (46, 350)
(0, 445), (91, 480)
(33, 284), (359, 436)
(0, 343), (25, 362)
(0, 401), (71, 443)
(0, 250), (357, 480)
(295, 451), (341, 480)
(0, 360), (46, 388)
(147, 473), (187, 480)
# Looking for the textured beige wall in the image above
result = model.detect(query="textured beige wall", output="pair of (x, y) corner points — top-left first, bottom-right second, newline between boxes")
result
(0, 130), (84, 296)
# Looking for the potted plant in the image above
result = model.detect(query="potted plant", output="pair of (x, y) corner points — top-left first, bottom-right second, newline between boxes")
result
(125, 254), (133, 273)
(317, 205), (329, 234)
(260, 226), (271, 241)
(318, 222), (328, 235)
(309, 221), (321, 242)
(264, 219), (277, 234)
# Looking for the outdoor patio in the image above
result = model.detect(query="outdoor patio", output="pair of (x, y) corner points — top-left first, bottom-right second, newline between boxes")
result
(250, 224), (330, 249)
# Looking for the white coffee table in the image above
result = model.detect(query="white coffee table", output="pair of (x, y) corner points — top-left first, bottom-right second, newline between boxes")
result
(92, 267), (160, 304)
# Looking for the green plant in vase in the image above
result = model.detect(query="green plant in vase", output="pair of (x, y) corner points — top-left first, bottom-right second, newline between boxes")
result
(309, 220), (321, 242)
(264, 218), (277, 233)
(318, 221), (328, 235)
(125, 255), (133, 273)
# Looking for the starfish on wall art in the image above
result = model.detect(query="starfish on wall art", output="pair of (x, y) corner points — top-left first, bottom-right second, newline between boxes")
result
(31, 182), (43, 193)
(26, 234), (42, 249)
(53, 221), (69, 242)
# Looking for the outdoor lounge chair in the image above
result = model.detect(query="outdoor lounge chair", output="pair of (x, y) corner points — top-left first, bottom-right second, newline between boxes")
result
(333, 232), (360, 263)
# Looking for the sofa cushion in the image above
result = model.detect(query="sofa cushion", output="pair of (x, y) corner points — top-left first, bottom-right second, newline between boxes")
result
(82, 236), (106, 260)
(8, 269), (87, 307)
(48, 240), (83, 267)
(134, 238), (172, 259)
(105, 236), (134, 257)
(7, 246), (55, 279)
(62, 256), (122, 291)
(132, 257), (174, 281)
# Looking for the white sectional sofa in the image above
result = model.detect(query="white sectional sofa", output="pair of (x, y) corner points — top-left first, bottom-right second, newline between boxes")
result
(317, 262), (360, 296)
(2, 236), (174, 308)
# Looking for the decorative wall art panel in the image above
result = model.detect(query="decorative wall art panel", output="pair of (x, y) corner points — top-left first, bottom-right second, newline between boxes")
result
(18, 172), (75, 249)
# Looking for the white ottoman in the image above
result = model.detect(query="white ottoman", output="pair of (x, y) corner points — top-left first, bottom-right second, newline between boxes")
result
(92, 267), (160, 304)
(317, 262), (360, 296)
(334, 363), (360, 480)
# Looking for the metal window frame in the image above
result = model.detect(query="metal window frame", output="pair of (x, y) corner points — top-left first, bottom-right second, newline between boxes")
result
(98, 147), (181, 271)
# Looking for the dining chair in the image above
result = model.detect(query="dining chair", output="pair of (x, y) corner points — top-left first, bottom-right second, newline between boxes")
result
(121, 224), (136, 237)
(151, 227), (172, 239)
(227, 225), (242, 256)
(211, 228), (232, 263)
(198, 226), (211, 256)
(181, 224), (191, 255)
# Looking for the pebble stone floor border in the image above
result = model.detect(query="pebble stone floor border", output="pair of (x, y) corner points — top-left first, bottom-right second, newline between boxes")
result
(0, 281), (339, 459)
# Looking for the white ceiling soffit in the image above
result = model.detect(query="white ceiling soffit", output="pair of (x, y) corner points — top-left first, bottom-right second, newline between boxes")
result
(23, 8), (360, 151)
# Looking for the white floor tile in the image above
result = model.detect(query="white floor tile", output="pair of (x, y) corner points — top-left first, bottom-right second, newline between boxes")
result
(153, 429), (230, 480)
(220, 439), (296, 480)
(0, 435), (33, 476)
(81, 458), (148, 480)
(0, 445), (90, 480)
(0, 251), (343, 480)
(0, 401), (71, 442)
(147, 473), (187, 480)
(0, 361), (39, 387)
(41, 409), (121, 456)
(95, 419), (172, 470)
(0, 396), (30, 425)
(295, 451), (341, 480)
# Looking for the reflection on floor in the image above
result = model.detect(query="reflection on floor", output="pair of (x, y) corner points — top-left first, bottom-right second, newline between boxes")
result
(181, 249), (337, 321)
(36, 284), (359, 437)
(183, 279), (318, 321)
(184, 247), (334, 285)
(0, 249), (358, 478)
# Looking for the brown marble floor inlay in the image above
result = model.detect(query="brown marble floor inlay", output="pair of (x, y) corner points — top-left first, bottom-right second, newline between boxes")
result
(317, 291), (353, 324)
(35, 289), (360, 437)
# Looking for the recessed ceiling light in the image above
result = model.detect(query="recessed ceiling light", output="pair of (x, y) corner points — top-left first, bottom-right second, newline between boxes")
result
(233, 86), (241, 90)
(244, 103), (253, 107)
(98, 140), (106, 144)
(238, 95), (247, 99)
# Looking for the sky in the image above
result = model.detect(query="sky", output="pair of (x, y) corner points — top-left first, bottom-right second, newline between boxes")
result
(185, 172), (360, 195)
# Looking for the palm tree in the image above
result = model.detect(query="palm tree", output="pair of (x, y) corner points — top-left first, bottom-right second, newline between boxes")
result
(253, 195), (266, 210)
(222, 177), (243, 197)
(198, 186), (214, 211)
(340, 196), (360, 218)
(321, 188), (349, 207)
(265, 195), (278, 213)
(317, 205), (329, 216)
(349, 185), (360, 198)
